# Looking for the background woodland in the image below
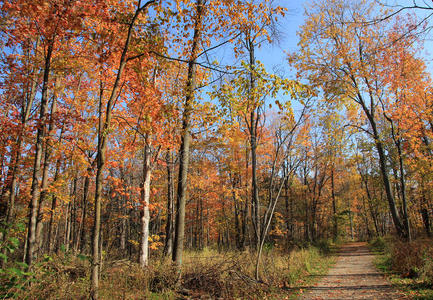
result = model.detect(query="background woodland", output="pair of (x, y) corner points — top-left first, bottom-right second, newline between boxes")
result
(0, 0), (432, 298)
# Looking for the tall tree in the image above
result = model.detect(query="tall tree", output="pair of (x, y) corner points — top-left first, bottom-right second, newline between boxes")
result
(89, 1), (156, 298)
(172, 0), (205, 266)
(290, 0), (419, 239)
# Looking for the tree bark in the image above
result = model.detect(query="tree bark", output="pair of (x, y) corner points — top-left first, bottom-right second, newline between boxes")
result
(80, 166), (92, 252)
(47, 157), (62, 253)
(353, 72), (406, 238)
(331, 168), (338, 241)
(139, 143), (151, 268)
(36, 89), (59, 254)
(25, 39), (54, 267)
(163, 151), (174, 256)
(246, 37), (260, 251)
(172, 0), (204, 266)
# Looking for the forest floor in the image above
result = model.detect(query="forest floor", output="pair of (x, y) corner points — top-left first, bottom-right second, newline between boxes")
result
(297, 242), (410, 300)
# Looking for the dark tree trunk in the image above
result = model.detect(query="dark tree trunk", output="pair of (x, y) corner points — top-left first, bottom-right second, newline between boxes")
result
(331, 169), (338, 241)
(36, 91), (58, 254)
(172, 0), (204, 266)
(26, 40), (54, 267)
(163, 151), (174, 256)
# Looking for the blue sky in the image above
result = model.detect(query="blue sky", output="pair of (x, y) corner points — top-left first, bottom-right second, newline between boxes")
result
(256, 0), (433, 77)
(256, 0), (306, 77)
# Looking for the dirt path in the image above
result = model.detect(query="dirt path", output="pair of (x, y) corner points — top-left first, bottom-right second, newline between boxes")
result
(299, 242), (409, 300)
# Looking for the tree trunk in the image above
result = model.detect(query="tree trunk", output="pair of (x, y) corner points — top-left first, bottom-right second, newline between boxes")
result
(172, 0), (204, 266)
(396, 139), (411, 241)
(230, 171), (241, 249)
(80, 167), (91, 252)
(91, 153), (104, 299)
(36, 91), (58, 254)
(139, 143), (151, 268)
(2, 38), (38, 226)
(331, 168), (338, 242)
(47, 156), (62, 253)
(374, 137), (405, 237)
(64, 200), (71, 250)
(120, 195), (127, 251)
(357, 90), (406, 238)
(241, 145), (250, 249)
(247, 37), (260, 251)
(90, 2), (155, 297)
(163, 151), (174, 256)
(25, 39), (54, 267)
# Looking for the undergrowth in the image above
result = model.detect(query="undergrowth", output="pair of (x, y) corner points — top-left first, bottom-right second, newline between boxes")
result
(370, 236), (433, 300)
(0, 243), (336, 299)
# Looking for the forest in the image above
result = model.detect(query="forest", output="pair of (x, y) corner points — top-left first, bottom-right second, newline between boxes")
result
(0, 0), (432, 299)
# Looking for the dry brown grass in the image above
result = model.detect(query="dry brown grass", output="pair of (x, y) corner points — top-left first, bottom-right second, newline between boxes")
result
(2, 245), (334, 299)
(390, 238), (433, 283)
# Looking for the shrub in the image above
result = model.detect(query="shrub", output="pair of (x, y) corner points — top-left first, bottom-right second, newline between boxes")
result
(313, 239), (332, 254)
(369, 236), (387, 253)
(421, 255), (433, 285)
(389, 239), (433, 281)
(148, 262), (178, 293)
(3, 244), (335, 299)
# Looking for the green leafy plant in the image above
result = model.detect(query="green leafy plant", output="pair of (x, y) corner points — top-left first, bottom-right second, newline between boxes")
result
(0, 222), (33, 298)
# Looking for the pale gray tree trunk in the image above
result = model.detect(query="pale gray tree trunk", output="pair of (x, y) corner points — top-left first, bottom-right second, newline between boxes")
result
(140, 143), (151, 268)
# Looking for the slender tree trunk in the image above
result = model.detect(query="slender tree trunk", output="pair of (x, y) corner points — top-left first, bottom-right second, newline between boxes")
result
(172, 0), (204, 266)
(250, 120), (260, 250)
(74, 173), (88, 253)
(361, 196), (371, 239)
(26, 40), (54, 267)
(303, 164), (311, 242)
(120, 195), (127, 251)
(70, 179), (77, 251)
(283, 167), (292, 246)
(396, 140), (411, 241)
(36, 91), (58, 254)
(90, 2), (155, 297)
(139, 143), (151, 268)
(359, 165), (380, 236)
(64, 201), (70, 250)
(230, 172), (241, 249)
(193, 198), (199, 249)
(241, 145), (250, 249)
(246, 37), (260, 251)
(255, 168), (290, 280)
(80, 167), (91, 252)
(331, 168), (338, 242)
(199, 197), (204, 249)
(47, 156), (62, 253)
(420, 186), (431, 237)
(421, 208), (431, 237)
(374, 138), (405, 237)
(91, 153), (104, 299)
(385, 113), (411, 240)
(358, 94), (406, 238)
(163, 151), (174, 256)
(2, 38), (38, 226)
